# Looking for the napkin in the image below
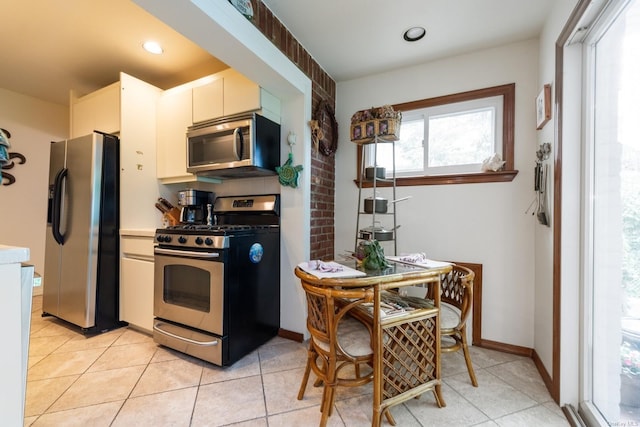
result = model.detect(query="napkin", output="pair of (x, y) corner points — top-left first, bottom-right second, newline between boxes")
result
(386, 253), (452, 269)
(298, 260), (366, 279)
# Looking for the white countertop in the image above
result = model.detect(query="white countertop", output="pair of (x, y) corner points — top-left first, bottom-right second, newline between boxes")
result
(120, 229), (156, 238)
(0, 245), (30, 265)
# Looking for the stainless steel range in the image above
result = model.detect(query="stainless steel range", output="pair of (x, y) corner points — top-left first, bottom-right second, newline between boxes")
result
(153, 194), (280, 366)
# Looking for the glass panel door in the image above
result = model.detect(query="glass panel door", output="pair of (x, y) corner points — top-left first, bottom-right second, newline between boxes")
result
(585, 0), (640, 423)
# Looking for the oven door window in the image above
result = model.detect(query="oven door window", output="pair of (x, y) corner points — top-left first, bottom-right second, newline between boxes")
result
(164, 264), (211, 312)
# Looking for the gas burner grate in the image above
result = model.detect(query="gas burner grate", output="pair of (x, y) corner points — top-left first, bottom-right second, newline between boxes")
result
(164, 224), (279, 233)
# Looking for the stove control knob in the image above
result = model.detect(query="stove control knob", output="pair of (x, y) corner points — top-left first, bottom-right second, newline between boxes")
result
(156, 235), (163, 243)
(195, 237), (204, 245)
(178, 236), (187, 244)
(204, 238), (213, 246)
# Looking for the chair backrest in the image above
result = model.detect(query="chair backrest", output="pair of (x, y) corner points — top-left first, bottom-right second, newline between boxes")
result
(299, 279), (373, 352)
(439, 264), (474, 323)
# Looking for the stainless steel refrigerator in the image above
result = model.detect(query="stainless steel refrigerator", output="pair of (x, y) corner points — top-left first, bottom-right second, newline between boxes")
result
(43, 132), (124, 334)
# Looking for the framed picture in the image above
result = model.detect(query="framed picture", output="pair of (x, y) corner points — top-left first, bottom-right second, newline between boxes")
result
(536, 84), (551, 130)
(351, 124), (362, 140)
(378, 119), (389, 135)
(365, 121), (375, 138)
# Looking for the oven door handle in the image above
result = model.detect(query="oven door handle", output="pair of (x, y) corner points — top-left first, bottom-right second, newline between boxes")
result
(154, 247), (221, 259)
(153, 322), (219, 346)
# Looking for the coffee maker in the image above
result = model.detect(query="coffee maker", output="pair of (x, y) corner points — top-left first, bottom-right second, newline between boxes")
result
(177, 189), (215, 224)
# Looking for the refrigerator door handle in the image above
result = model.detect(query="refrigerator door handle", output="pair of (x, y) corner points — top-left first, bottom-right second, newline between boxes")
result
(52, 167), (67, 245)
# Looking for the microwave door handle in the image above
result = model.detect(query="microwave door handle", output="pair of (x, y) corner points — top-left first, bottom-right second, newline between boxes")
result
(232, 127), (243, 161)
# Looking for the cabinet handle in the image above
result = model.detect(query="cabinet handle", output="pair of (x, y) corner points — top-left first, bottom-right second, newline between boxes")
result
(233, 127), (243, 160)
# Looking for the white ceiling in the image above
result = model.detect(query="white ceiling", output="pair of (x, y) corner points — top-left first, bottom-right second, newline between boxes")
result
(261, 0), (556, 82)
(0, 0), (228, 106)
(0, 0), (555, 106)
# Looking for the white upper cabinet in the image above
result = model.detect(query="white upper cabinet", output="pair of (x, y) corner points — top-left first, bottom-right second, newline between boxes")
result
(222, 70), (260, 118)
(156, 82), (222, 184)
(191, 69), (280, 124)
(156, 69), (280, 183)
(192, 77), (223, 123)
(157, 86), (198, 182)
(70, 82), (121, 137)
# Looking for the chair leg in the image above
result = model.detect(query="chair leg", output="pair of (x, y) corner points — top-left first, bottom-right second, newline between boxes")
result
(314, 356), (326, 387)
(320, 356), (338, 421)
(373, 408), (397, 427)
(433, 384), (447, 408)
(384, 409), (396, 425)
(297, 345), (315, 400)
(319, 388), (331, 427)
(460, 327), (478, 387)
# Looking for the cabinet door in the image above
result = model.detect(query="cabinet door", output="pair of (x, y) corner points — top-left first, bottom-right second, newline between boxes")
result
(192, 78), (223, 123)
(157, 88), (193, 180)
(120, 257), (154, 332)
(119, 73), (162, 230)
(223, 71), (260, 116)
(71, 82), (120, 137)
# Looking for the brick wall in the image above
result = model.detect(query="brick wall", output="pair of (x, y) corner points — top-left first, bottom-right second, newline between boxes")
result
(249, 1), (336, 260)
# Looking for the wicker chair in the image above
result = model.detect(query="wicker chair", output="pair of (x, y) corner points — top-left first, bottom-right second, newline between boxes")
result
(432, 264), (478, 387)
(296, 272), (396, 426)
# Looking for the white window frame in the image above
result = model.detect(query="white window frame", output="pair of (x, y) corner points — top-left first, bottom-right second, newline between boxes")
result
(372, 96), (504, 176)
(355, 84), (517, 187)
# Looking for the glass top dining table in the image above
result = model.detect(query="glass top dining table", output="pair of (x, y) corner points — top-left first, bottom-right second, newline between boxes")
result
(294, 259), (452, 427)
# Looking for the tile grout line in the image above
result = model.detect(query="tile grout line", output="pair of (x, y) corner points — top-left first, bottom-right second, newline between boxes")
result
(26, 314), (91, 422)
(108, 344), (158, 426)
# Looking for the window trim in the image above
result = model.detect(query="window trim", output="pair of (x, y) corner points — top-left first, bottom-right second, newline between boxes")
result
(355, 83), (518, 187)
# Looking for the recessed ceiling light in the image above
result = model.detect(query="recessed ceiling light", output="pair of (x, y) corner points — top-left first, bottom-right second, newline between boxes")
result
(143, 41), (164, 54)
(403, 26), (426, 42)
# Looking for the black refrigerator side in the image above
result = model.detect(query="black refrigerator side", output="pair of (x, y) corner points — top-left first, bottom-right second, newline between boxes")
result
(94, 132), (124, 332)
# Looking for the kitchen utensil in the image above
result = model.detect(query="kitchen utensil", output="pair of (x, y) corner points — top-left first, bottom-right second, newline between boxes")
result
(180, 205), (206, 224)
(364, 196), (388, 213)
(155, 202), (169, 214)
(158, 197), (174, 211)
(365, 166), (386, 180)
(359, 225), (395, 241)
(177, 189), (213, 207)
(363, 195), (411, 214)
(536, 164), (549, 226)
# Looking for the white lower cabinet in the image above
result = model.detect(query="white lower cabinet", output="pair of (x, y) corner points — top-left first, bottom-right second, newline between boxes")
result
(120, 233), (154, 332)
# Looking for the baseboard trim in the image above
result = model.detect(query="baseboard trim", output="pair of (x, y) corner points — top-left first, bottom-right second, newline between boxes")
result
(476, 338), (533, 357)
(532, 349), (554, 395)
(278, 328), (304, 342)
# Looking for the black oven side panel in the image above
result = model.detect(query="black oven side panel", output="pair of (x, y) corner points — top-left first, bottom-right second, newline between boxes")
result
(224, 229), (280, 365)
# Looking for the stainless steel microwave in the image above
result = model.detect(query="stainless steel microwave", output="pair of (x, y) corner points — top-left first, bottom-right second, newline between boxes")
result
(186, 113), (280, 178)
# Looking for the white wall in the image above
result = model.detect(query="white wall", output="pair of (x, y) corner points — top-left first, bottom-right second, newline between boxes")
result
(0, 88), (68, 293)
(336, 39), (540, 348)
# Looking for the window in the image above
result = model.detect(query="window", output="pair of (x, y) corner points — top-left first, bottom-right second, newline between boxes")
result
(579, 0), (640, 424)
(356, 84), (517, 187)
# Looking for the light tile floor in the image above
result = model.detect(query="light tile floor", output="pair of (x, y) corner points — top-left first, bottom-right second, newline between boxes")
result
(25, 295), (569, 426)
